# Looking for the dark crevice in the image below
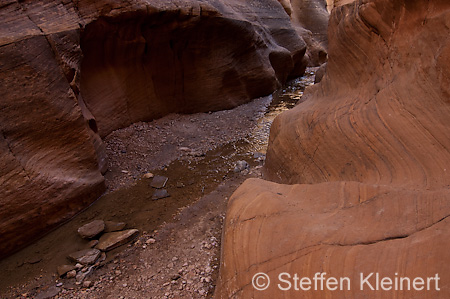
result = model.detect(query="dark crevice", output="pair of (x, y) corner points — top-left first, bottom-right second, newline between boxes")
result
(88, 119), (98, 133)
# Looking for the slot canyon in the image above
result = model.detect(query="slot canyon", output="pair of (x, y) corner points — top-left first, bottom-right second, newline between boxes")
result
(1, 0), (449, 298)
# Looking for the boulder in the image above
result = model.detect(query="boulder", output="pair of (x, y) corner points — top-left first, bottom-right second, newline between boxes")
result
(217, 0), (450, 297)
(96, 229), (139, 252)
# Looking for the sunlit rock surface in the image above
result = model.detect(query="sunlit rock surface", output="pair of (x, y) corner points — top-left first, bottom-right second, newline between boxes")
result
(217, 0), (450, 297)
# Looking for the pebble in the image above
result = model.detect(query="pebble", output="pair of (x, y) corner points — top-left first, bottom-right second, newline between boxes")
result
(66, 270), (77, 279)
(142, 172), (154, 179)
(146, 238), (156, 244)
(233, 160), (249, 172)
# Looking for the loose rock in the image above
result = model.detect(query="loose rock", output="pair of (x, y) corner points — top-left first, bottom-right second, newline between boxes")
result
(142, 172), (154, 179)
(146, 238), (156, 245)
(68, 249), (101, 265)
(66, 270), (77, 279)
(35, 286), (60, 299)
(104, 221), (127, 232)
(152, 189), (170, 200)
(150, 175), (168, 188)
(77, 220), (105, 239)
(57, 265), (77, 277)
(233, 160), (249, 172)
(76, 266), (94, 283)
(96, 229), (140, 251)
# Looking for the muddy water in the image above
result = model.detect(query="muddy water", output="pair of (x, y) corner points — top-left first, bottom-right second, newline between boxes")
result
(0, 68), (316, 294)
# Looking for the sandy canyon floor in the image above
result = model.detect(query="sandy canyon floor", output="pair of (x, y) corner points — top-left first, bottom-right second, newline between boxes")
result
(0, 69), (316, 299)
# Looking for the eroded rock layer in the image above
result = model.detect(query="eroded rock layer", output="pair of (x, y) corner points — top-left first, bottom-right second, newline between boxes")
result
(217, 0), (450, 297)
(0, 0), (306, 258)
(80, 0), (307, 137)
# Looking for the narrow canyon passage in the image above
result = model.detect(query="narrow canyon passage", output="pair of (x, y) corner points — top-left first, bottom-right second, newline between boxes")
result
(3, 1), (448, 298)
(0, 69), (317, 298)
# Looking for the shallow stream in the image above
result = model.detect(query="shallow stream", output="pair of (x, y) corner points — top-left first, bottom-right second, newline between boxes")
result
(0, 68), (316, 294)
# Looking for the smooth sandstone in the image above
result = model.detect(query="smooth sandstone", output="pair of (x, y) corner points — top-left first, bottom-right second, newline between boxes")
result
(217, 0), (450, 298)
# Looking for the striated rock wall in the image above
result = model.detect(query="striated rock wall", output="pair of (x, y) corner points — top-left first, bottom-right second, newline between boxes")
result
(217, 0), (450, 297)
(79, 0), (307, 137)
(0, 0), (106, 259)
(0, 0), (306, 258)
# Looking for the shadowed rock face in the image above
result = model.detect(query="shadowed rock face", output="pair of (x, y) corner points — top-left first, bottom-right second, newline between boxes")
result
(283, 0), (329, 66)
(217, 0), (450, 297)
(80, 1), (306, 137)
(0, 0), (306, 258)
(290, 0), (329, 46)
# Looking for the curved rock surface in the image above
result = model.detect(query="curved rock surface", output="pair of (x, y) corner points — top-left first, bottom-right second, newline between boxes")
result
(0, 0), (306, 258)
(285, 0), (329, 66)
(290, 0), (329, 46)
(217, 0), (450, 297)
(80, 0), (307, 137)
